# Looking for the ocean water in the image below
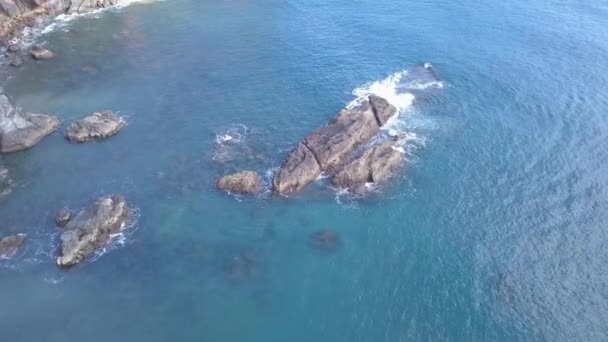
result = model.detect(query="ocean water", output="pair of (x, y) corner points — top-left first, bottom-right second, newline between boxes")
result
(1, 0), (608, 340)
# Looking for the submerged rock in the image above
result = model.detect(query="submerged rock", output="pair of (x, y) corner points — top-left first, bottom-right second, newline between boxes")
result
(0, 233), (26, 258)
(8, 54), (23, 66)
(217, 171), (262, 195)
(308, 230), (340, 252)
(57, 195), (131, 267)
(273, 96), (396, 195)
(55, 208), (72, 227)
(0, 165), (12, 199)
(224, 249), (263, 283)
(31, 46), (54, 60)
(0, 95), (60, 153)
(333, 141), (403, 194)
(64, 111), (124, 143)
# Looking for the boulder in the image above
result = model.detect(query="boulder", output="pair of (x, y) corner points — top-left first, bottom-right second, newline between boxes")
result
(64, 110), (124, 143)
(217, 170), (262, 195)
(273, 96), (396, 195)
(56, 195), (130, 267)
(31, 45), (53, 60)
(308, 230), (340, 252)
(0, 233), (26, 258)
(0, 95), (59, 153)
(333, 141), (403, 194)
(55, 208), (71, 227)
(7, 42), (20, 52)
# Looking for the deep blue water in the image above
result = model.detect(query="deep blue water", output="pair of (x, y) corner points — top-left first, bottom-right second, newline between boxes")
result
(1, 0), (608, 340)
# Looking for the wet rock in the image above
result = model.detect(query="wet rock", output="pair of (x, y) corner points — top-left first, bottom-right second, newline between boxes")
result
(64, 110), (124, 143)
(55, 208), (71, 227)
(7, 43), (19, 52)
(8, 54), (23, 66)
(0, 95), (60, 153)
(67, 0), (116, 14)
(308, 230), (340, 252)
(333, 141), (403, 194)
(0, 233), (26, 258)
(217, 170), (262, 195)
(57, 195), (131, 267)
(273, 96), (396, 195)
(31, 46), (54, 60)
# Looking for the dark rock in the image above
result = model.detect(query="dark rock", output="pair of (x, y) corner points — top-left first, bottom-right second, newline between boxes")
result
(64, 110), (124, 143)
(57, 195), (131, 267)
(308, 230), (340, 252)
(333, 141), (403, 194)
(0, 233), (26, 258)
(273, 96), (396, 195)
(8, 54), (23, 66)
(217, 170), (262, 195)
(55, 208), (71, 227)
(272, 142), (321, 194)
(7, 43), (19, 52)
(31, 45), (54, 60)
(0, 95), (60, 153)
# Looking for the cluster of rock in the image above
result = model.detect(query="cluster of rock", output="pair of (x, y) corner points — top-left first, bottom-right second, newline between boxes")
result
(273, 95), (403, 195)
(0, 233), (26, 258)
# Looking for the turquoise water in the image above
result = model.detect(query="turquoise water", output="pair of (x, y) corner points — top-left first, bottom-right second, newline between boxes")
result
(1, 0), (608, 340)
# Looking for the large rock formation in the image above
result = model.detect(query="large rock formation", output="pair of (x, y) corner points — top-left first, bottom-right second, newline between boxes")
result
(333, 141), (403, 194)
(0, 95), (59, 153)
(273, 95), (397, 195)
(217, 170), (262, 195)
(57, 195), (131, 267)
(0, 0), (117, 17)
(0, 233), (26, 258)
(64, 111), (124, 143)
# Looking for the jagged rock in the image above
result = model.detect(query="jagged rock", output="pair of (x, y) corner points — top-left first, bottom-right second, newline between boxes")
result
(55, 208), (71, 227)
(67, 0), (116, 14)
(333, 141), (403, 194)
(64, 110), (124, 143)
(56, 195), (131, 267)
(0, 233), (26, 258)
(273, 96), (396, 194)
(0, 95), (59, 153)
(308, 230), (340, 252)
(217, 171), (262, 195)
(272, 142), (322, 194)
(31, 45), (53, 60)
(8, 54), (22, 66)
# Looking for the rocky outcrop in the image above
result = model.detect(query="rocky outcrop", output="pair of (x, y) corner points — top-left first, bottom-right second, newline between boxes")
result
(64, 111), (124, 143)
(57, 195), (130, 267)
(217, 171), (262, 195)
(333, 141), (403, 194)
(0, 95), (59, 153)
(0, 0), (118, 17)
(0, 233), (26, 258)
(273, 95), (396, 195)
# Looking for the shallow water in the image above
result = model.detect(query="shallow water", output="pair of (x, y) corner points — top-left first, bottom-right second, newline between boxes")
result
(1, 0), (608, 340)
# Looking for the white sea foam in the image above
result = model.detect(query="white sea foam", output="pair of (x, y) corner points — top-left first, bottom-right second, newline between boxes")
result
(349, 70), (415, 113)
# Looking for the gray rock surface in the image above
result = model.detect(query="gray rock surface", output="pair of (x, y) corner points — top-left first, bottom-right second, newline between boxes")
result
(273, 96), (396, 195)
(64, 110), (124, 143)
(57, 195), (130, 267)
(55, 208), (71, 227)
(217, 170), (262, 195)
(8, 54), (22, 66)
(0, 95), (59, 153)
(30, 45), (53, 60)
(0, 165), (12, 199)
(333, 141), (403, 194)
(0, 233), (26, 258)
